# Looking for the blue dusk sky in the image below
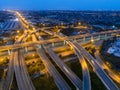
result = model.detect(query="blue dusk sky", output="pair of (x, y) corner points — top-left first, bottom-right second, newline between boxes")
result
(0, 0), (120, 10)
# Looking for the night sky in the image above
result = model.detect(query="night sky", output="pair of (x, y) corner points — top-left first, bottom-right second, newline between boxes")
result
(0, 0), (120, 10)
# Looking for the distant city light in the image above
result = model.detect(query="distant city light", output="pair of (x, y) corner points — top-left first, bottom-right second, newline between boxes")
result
(78, 22), (81, 26)
(91, 39), (94, 42)
(17, 30), (20, 33)
(14, 18), (19, 21)
(112, 25), (115, 29)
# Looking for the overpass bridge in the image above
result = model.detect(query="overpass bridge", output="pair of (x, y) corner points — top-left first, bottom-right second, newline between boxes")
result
(2, 10), (120, 90)
(0, 29), (119, 52)
(39, 29), (120, 90)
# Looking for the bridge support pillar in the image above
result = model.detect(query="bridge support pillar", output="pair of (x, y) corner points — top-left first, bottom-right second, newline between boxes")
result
(39, 45), (42, 49)
(91, 36), (94, 40)
(98, 35), (100, 40)
(52, 43), (55, 47)
(73, 39), (76, 42)
(8, 50), (11, 55)
(105, 34), (107, 40)
(91, 36), (94, 42)
(63, 40), (66, 45)
(83, 37), (86, 42)
(25, 47), (28, 53)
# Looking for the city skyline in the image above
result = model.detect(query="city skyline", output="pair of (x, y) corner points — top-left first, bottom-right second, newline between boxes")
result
(0, 0), (120, 10)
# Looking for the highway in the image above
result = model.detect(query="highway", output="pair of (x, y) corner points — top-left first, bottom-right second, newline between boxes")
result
(39, 28), (120, 90)
(32, 34), (71, 90)
(35, 46), (71, 90)
(69, 29), (120, 40)
(13, 12), (35, 90)
(94, 41), (120, 85)
(46, 48), (82, 90)
(40, 30), (91, 90)
(39, 27), (120, 40)
(0, 30), (117, 51)
(40, 29), (117, 90)
(14, 49), (35, 90)
(75, 49), (91, 90)
(3, 10), (120, 90)
(3, 51), (14, 90)
(72, 41), (120, 90)
(3, 11), (35, 90)
(3, 33), (28, 90)
(95, 50), (120, 85)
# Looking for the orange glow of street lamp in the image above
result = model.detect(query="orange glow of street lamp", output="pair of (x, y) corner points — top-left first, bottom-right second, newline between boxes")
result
(61, 22), (64, 26)
(78, 22), (81, 26)
(32, 54), (35, 57)
(17, 30), (20, 33)
(42, 23), (45, 27)
(91, 38), (94, 42)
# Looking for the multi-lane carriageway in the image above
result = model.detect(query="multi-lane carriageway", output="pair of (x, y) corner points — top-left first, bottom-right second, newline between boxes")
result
(0, 28), (120, 51)
(1, 10), (120, 90)
(3, 33), (35, 90)
(40, 29), (120, 90)
(71, 42), (120, 90)
(9, 10), (86, 90)
(2, 11), (72, 90)
(32, 34), (71, 90)
(30, 28), (120, 90)
(31, 28), (120, 90)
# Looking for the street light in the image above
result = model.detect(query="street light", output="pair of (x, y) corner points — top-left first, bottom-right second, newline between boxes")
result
(42, 23), (45, 27)
(16, 36), (18, 38)
(15, 36), (18, 40)
(17, 30), (20, 33)
(78, 22), (81, 26)
(61, 22), (64, 26)
(55, 26), (58, 29)
(91, 39), (94, 42)
(32, 54), (35, 57)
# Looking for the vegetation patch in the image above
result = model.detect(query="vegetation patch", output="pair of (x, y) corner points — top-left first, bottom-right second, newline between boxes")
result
(27, 59), (45, 75)
(66, 60), (82, 80)
(32, 75), (58, 90)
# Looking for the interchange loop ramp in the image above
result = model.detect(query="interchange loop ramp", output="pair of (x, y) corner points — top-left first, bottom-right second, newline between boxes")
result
(35, 47), (71, 90)
(46, 48), (82, 90)
(72, 42), (120, 90)
(75, 49), (91, 90)
(33, 33), (71, 90)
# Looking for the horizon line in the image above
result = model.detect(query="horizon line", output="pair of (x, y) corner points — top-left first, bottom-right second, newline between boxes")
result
(1, 9), (120, 11)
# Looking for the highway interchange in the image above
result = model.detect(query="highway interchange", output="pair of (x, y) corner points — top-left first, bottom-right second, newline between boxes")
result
(0, 10), (120, 90)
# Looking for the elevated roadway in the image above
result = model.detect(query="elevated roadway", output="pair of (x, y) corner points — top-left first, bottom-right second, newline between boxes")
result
(3, 33), (29, 90)
(13, 49), (35, 90)
(0, 30), (116, 51)
(75, 49), (91, 90)
(32, 34), (71, 90)
(39, 29), (97, 90)
(4, 10), (120, 90)
(3, 51), (14, 90)
(72, 42), (120, 90)
(94, 40), (120, 85)
(36, 46), (71, 90)
(3, 11), (35, 90)
(46, 48), (82, 90)
(40, 29), (119, 90)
